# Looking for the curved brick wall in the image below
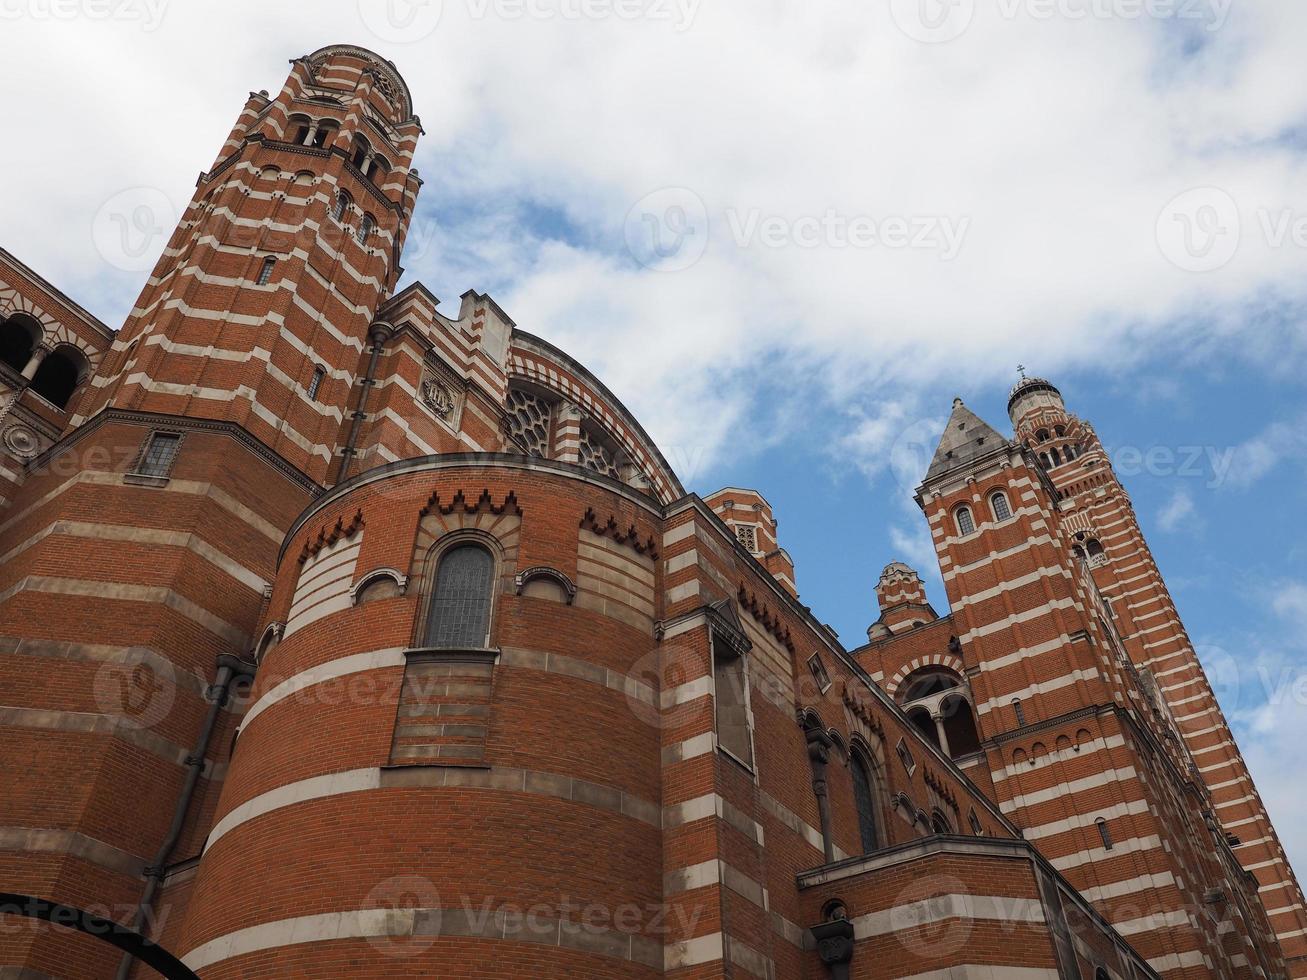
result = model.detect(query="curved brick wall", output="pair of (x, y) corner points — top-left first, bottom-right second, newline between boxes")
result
(176, 462), (668, 976)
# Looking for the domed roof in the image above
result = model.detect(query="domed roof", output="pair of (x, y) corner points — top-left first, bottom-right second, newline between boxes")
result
(1007, 376), (1061, 414)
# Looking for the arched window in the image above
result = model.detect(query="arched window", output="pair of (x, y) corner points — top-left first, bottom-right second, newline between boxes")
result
(1054, 425), (1066, 437)
(30, 346), (87, 409)
(256, 256), (276, 285)
(1072, 544), (1086, 562)
(930, 809), (952, 835)
(1011, 697), (1027, 727)
(367, 155), (390, 183)
(1049, 447), (1062, 466)
(850, 751), (880, 853)
(990, 491), (1011, 522)
(940, 694), (982, 756)
(1039, 452), (1051, 469)
(1087, 539), (1105, 558)
(1036, 428), (1050, 442)
(333, 190), (352, 222)
(357, 214), (375, 245)
(899, 670), (959, 703)
(425, 543), (495, 648)
(350, 135), (371, 170)
(907, 706), (940, 750)
(0, 314), (40, 373)
(955, 505), (975, 536)
(314, 121), (340, 148)
(307, 365), (325, 401)
(1094, 969), (1110, 980)
(1096, 817), (1113, 851)
(287, 114), (312, 145)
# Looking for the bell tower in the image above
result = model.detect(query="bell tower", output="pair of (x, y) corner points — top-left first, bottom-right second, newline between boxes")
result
(1006, 375), (1307, 977)
(0, 46), (422, 979)
(910, 393), (1286, 978)
(75, 44), (423, 485)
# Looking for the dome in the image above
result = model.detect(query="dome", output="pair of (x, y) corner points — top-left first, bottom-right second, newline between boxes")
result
(1007, 376), (1062, 415)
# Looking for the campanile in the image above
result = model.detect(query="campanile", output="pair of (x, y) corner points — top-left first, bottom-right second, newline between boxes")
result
(0, 45), (423, 978)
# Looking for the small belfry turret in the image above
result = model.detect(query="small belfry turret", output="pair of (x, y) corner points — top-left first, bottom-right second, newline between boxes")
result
(867, 562), (937, 639)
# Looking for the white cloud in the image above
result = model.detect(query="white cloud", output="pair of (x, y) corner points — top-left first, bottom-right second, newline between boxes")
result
(5, 1), (1307, 475)
(1157, 486), (1199, 532)
(1225, 410), (1307, 489)
(1272, 581), (1307, 621)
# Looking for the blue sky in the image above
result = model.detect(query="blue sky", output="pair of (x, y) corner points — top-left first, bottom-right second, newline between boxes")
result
(3, 0), (1304, 886)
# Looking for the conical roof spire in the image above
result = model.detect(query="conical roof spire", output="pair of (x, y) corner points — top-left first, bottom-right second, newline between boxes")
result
(923, 397), (1009, 483)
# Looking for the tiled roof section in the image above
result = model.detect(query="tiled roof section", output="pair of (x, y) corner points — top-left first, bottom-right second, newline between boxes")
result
(923, 398), (1009, 484)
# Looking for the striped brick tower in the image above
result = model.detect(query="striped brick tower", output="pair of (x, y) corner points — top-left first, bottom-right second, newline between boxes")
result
(1006, 376), (1307, 977)
(0, 45), (423, 978)
(907, 388), (1291, 978)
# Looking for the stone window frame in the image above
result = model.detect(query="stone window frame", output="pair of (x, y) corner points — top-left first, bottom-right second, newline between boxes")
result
(895, 737), (916, 777)
(954, 504), (976, 537)
(989, 489), (1013, 523)
(412, 529), (505, 652)
(351, 566), (409, 606)
(806, 652), (831, 695)
(504, 382), (557, 459)
(707, 602), (757, 776)
(848, 738), (885, 853)
(733, 522), (760, 554)
(513, 566), (576, 605)
(124, 428), (185, 487)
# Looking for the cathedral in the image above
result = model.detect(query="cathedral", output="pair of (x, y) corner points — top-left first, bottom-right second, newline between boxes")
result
(0, 43), (1303, 980)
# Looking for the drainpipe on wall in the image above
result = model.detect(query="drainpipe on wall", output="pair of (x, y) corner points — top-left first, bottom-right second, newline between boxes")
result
(114, 653), (254, 980)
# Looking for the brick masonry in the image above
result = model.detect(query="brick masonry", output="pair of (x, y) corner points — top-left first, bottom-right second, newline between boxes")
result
(0, 43), (1297, 980)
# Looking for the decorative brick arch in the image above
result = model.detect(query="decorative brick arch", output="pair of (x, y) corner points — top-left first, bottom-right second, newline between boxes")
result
(0, 282), (103, 372)
(886, 654), (966, 698)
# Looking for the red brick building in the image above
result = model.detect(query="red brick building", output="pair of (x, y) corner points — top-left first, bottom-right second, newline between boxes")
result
(0, 44), (1299, 980)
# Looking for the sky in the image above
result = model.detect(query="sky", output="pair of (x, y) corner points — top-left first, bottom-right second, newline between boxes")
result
(2, 0), (1305, 885)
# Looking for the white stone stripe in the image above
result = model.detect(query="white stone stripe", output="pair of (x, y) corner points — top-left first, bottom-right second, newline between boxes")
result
(1147, 950), (1209, 971)
(977, 668), (1100, 715)
(849, 894), (1045, 938)
(1048, 834), (1161, 872)
(206, 768), (381, 850)
(242, 648), (407, 729)
(960, 597), (1078, 643)
(1000, 766), (1138, 811)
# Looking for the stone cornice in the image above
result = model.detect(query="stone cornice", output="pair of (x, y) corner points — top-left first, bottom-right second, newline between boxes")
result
(24, 408), (323, 497)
